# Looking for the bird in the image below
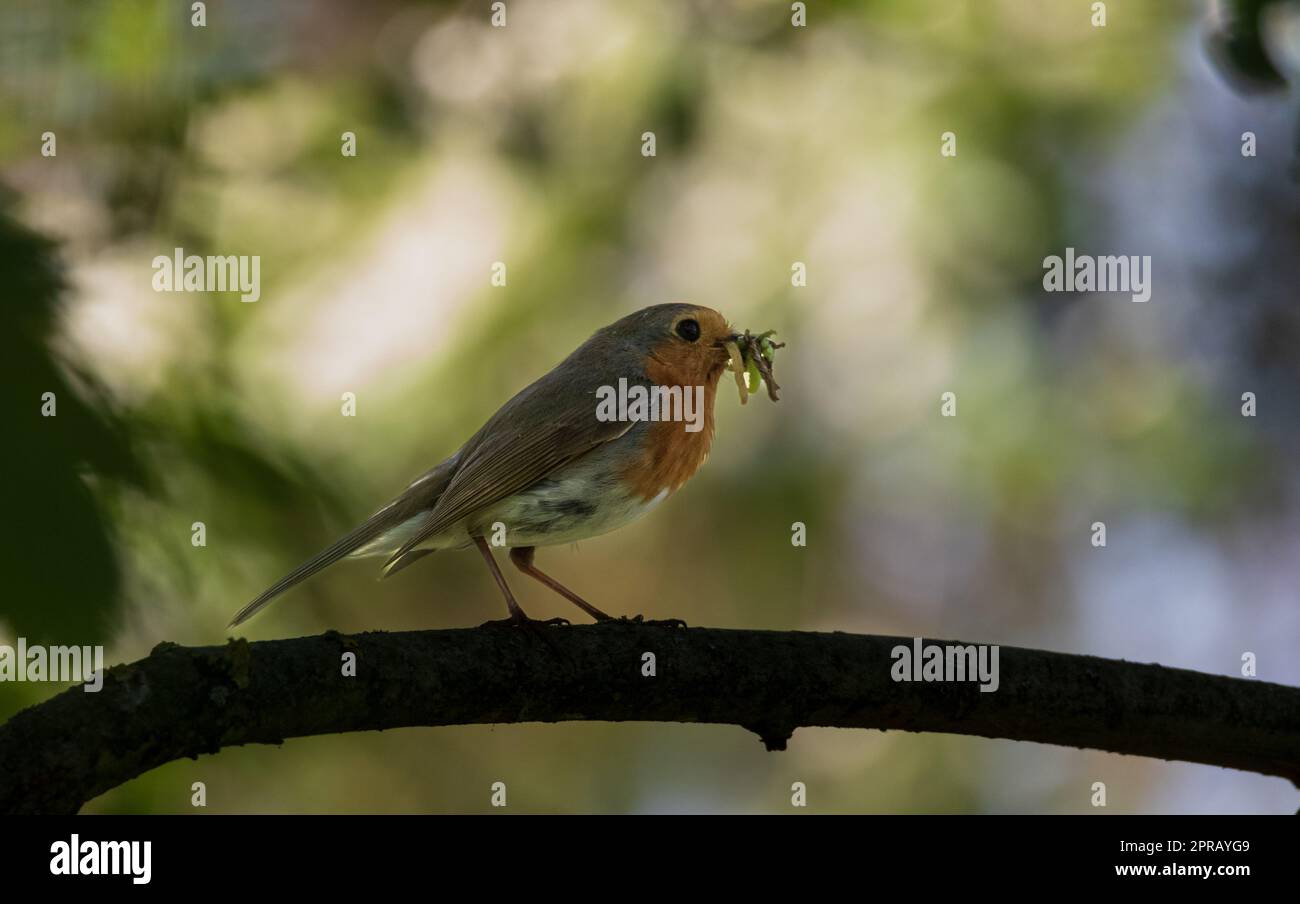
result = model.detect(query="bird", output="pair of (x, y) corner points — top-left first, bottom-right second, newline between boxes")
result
(228, 303), (752, 629)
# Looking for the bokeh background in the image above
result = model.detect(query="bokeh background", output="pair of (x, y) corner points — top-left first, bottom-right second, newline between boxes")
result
(2, 0), (1298, 813)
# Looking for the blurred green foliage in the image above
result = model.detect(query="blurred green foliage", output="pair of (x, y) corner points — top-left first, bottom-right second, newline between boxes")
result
(0, 196), (140, 645)
(3, 0), (1297, 813)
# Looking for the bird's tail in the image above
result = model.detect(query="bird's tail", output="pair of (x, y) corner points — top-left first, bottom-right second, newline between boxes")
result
(227, 508), (408, 629)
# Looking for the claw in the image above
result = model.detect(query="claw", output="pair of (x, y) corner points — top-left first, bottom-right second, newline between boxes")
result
(602, 615), (688, 629)
(480, 615), (570, 628)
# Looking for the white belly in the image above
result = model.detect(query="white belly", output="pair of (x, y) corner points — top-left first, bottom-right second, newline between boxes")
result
(478, 477), (669, 547)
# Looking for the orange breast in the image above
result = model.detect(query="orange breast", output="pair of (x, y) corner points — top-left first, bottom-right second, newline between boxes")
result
(621, 351), (723, 502)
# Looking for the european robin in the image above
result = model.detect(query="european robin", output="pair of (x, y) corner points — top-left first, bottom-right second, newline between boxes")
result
(228, 303), (763, 629)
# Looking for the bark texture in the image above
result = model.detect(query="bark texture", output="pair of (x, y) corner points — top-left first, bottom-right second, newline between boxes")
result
(1, 625), (1297, 813)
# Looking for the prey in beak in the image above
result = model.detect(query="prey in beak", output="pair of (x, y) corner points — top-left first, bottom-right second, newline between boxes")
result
(722, 329), (784, 403)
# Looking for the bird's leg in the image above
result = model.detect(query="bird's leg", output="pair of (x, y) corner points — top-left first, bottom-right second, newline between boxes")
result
(474, 536), (568, 628)
(507, 548), (684, 626)
(508, 546), (613, 623)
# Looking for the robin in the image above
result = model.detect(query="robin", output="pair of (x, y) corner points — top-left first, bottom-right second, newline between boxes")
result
(228, 303), (762, 629)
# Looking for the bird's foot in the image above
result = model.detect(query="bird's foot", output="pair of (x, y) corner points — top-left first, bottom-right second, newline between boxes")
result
(601, 614), (688, 629)
(480, 613), (573, 659)
(480, 615), (571, 629)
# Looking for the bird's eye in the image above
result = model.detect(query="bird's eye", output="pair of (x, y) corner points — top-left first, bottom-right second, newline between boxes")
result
(675, 318), (701, 342)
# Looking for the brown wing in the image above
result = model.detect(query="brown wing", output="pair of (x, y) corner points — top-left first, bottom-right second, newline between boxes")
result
(383, 367), (630, 567)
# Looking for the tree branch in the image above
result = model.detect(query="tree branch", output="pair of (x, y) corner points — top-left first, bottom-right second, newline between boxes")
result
(2, 625), (1297, 813)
